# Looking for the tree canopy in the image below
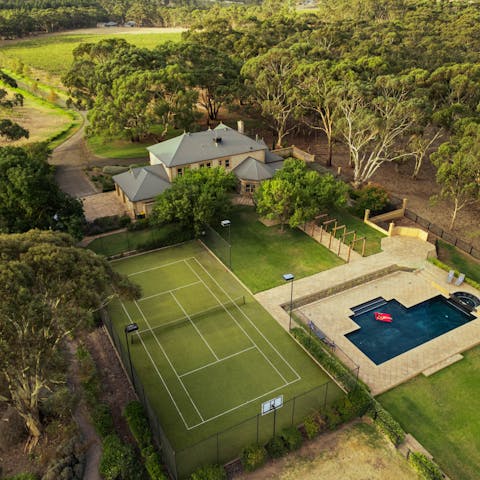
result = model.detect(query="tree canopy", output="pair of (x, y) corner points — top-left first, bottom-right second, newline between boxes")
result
(151, 167), (236, 235)
(0, 144), (86, 238)
(255, 158), (348, 230)
(0, 229), (141, 450)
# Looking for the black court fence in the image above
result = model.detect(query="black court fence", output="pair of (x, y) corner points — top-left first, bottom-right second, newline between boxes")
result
(201, 223), (231, 269)
(102, 309), (344, 479)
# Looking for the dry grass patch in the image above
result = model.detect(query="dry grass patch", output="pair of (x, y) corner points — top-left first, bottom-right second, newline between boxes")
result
(237, 420), (419, 480)
(0, 86), (73, 147)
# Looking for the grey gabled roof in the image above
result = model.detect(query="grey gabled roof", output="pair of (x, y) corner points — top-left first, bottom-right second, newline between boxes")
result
(113, 164), (170, 202)
(147, 123), (268, 168)
(233, 157), (284, 181)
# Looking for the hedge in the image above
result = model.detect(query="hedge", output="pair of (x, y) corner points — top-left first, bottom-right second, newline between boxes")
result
(99, 434), (145, 480)
(123, 401), (167, 480)
(241, 444), (267, 472)
(190, 464), (226, 480)
(408, 452), (444, 480)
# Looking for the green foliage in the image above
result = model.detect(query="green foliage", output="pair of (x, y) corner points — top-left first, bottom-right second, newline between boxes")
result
(369, 400), (405, 446)
(351, 184), (390, 216)
(190, 464), (226, 480)
(303, 412), (321, 439)
(127, 218), (150, 231)
(408, 452), (444, 480)
(241, 444), (268, 472)
(136, 226), (194, 252)
(0, 118), (29, 140)
(324, 406), (342, 430)
(255, 158), (347, 230)
(123, 401), (153, 451)
(40, 387), (75, 421)
(0, 144), (86, 239)
(151, 167), (236, 236)
(84, 214), (131, 236)
(99, 434), (146, 480)
(91, 403), (114, 439)
(143, 448), (168, 480)
(280, 426), (303, 451)
(265, 435), (287, 458)
(42, 435), (85, 480)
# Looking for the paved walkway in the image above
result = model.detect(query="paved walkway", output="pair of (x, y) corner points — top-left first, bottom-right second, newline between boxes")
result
(255, 236), (480, 394)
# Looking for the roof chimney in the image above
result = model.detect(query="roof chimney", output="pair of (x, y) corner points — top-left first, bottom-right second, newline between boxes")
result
(237, 120), (245, 134)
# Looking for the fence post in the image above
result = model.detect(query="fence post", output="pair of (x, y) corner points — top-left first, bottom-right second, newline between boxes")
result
(256, 413), (259, 443)
(291, 397), (295, 426)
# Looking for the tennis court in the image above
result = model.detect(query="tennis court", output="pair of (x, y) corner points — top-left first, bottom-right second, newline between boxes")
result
(108, 241), (343, 477)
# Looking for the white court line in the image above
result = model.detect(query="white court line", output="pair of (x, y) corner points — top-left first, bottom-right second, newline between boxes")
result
(170, 291), (219, 361)
(191, 257), (301, 382)
(183, 259), (290, 385)
(128, 257), (195, 277)
(179, 346), (256, 378)
(119, 301), (191, 430)
(134, 299), (205, 422)
(139, 281), (201, 302)
(186, 378), (300, 430)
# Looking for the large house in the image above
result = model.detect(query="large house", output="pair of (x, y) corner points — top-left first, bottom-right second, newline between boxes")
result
(113, 123), (284, 218)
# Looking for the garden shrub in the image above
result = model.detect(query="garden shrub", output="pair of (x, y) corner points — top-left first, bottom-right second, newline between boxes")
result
(280, 426), (303, 451)
(190, 464), (226, 480)
(324, 406), (342, 430)
(127, 218), (150, 231)
(84, 215), (131, 236)
(42, 435), (85, 480)
(123, 401), (153, 451)
(303, 412), (321, 440)
(409, 452), (443, 480)
(369, 400), (405, 446)
(99, 434), (145, 480)
(40, 387), (75, 421)
(265, 435), (287, 458)
(143, 448), (168, 480)
(92, 403), (114, 439)
(241, 444), (267, 471)
(351, 184), (390, 216)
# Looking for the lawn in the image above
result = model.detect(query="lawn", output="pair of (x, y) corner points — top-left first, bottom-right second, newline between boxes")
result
(87, 126), (183, 159)
(0, 32), (182, 77)
(87, 224), (180, 257)
(108, 241), (344, 478)
(0, 82), (78, 147)
(220, 206), (345, 292)
(329, 207), (385, 256)
(378, 345), (480, 480)
(436, 240), (480, 284)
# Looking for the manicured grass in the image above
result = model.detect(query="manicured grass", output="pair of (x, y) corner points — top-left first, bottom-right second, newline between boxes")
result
(87, 127), (183, 159)
(108, 241), (344, 477)
(378, 345), (480, 480)
(1, 32), (182, 76)
(223, 206), (344, 293)
(0, 81), (79, 147)
(328, 207), (385, 256)
(436, 240), (480, 284)
(87, 225), (180, 257)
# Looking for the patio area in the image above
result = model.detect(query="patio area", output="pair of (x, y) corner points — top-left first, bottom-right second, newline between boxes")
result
(255, 236), (480, 394)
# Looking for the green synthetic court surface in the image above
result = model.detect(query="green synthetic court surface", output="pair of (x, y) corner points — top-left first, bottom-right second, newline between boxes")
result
(108, 241), (343, 475)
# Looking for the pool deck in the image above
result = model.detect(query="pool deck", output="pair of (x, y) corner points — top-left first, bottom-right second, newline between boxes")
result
(255, 236), (480, 395)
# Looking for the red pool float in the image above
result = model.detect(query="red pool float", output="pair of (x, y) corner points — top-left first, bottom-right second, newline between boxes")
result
(374, 312), (392, 323)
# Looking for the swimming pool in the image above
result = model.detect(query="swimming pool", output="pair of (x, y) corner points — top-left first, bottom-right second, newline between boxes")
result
(346, 295), (475, 365)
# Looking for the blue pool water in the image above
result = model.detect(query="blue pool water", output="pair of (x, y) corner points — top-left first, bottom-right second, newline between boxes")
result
(346, 295), (475, 365)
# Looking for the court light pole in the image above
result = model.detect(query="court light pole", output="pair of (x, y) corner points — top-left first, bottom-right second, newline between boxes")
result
(220, 219), (231, 269)
(282, 273), (295, 331)
(124, 323), (139, 384)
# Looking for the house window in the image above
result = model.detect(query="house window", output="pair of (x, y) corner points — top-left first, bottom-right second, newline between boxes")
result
(245, 183), (256, 193)
(218, 160), (223, 166)
(199, 163), (205, 168)
(225, 159), (230, 168)
(206, 162), (211, 168)
(177, 168), (183, 176)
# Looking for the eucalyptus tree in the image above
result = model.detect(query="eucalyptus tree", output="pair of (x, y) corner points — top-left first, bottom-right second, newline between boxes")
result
(0, 229), (141, 451)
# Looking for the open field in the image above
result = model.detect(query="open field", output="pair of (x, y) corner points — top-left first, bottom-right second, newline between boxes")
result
(0, 84), (78, 147)
(108, 241), (343, 477)
(0, 30), (183, 77)
(238, 420), (419, 480)
(211, 206), (345, 292)
(378, 345), (480, 480)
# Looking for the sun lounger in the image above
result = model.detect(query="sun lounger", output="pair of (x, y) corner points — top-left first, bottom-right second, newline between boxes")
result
(455, 273), (465, 286)
(447, 270), (455, 283)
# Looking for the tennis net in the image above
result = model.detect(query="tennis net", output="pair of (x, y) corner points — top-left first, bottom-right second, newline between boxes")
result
(135, 295), (245, 340)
